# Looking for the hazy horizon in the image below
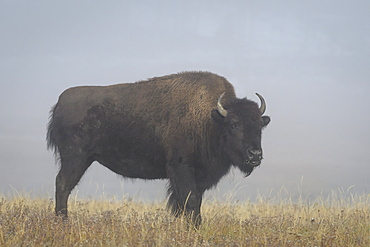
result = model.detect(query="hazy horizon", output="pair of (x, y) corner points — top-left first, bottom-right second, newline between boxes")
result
(1, 0), (369, 202)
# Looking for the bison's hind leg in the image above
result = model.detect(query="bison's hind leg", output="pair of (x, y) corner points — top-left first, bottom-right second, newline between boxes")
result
(55, 155), (92, 217)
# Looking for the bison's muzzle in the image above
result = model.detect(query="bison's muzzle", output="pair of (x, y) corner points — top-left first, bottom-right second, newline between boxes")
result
(246, 148), (263, 166)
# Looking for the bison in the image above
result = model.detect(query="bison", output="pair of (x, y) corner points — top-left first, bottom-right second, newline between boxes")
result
(47, 71), (270, 226)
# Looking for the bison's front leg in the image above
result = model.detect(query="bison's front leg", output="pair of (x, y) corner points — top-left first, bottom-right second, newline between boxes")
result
(166, 159), (203, 227)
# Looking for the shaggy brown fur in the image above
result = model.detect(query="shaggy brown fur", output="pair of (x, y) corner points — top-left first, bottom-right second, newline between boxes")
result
(47, 71), (270, 227)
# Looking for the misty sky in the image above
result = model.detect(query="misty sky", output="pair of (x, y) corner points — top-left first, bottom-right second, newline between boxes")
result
(1, 0), (369, 201)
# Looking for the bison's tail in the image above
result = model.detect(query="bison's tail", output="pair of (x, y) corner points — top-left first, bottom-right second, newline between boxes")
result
(46, 104), (59, 156)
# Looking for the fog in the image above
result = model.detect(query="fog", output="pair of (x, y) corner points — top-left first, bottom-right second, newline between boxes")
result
(1, 0), (369, 202)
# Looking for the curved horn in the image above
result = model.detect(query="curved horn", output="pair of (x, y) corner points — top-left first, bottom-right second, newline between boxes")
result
(255, 93), (266, 115)
(217, 92), (228, 117)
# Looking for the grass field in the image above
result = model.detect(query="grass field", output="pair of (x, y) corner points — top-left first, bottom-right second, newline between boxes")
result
(0, 191), (369, 246)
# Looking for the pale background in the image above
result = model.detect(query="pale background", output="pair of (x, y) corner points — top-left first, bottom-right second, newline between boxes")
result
(1, 0), (369, 202)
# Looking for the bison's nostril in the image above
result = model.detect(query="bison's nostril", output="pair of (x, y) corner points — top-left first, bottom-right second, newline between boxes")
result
(247, 149), (262, 160)
(248, 149), (261, 155)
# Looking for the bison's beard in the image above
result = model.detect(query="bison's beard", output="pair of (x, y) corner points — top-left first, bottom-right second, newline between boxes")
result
(238, 162), (257, 177)
(229, 154), (257, 177)
(232, 153), (260, 177)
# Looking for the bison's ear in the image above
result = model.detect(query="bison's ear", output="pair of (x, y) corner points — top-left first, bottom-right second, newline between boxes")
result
(211, 109), (226, 123)
(262, 116), (270, 127)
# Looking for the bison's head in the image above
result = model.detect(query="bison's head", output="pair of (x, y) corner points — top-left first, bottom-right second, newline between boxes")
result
(212, 93), (270, 176)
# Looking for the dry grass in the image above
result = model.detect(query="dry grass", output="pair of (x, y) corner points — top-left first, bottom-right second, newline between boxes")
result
(0, 191), (369, 246)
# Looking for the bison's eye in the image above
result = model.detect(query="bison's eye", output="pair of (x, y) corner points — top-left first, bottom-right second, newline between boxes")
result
(230, 122), (240, 130)
(229, 117), (241, 130)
